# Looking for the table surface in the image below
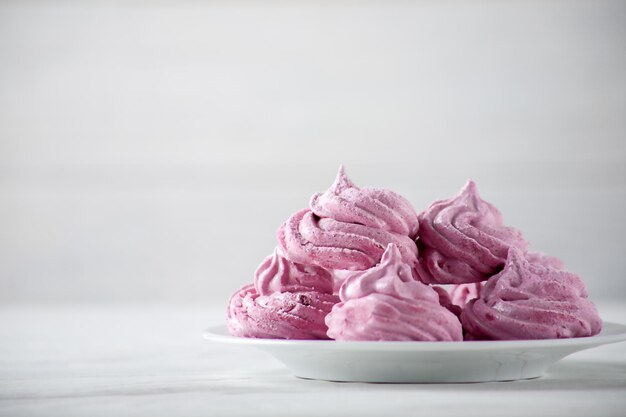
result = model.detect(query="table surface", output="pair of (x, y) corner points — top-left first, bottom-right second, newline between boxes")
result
(1, 304), (625, 417)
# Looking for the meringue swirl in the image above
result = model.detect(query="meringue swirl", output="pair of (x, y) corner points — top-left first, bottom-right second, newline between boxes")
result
(227, 284), (339, 340)
(310, 166), (419, 238)
(325, 244), (463, 341)
(460, 249), (602, 340)
(416, 180), (527, 284)
(278, 209), (418, 271)
(254, 247), (333, 295)
(439, 252), (562, 309)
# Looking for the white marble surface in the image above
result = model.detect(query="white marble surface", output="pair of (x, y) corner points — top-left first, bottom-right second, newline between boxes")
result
(1, 304), (625, 417)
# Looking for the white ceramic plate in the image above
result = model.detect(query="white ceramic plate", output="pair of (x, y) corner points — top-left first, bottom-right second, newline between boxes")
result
(204, 322), (626, 383)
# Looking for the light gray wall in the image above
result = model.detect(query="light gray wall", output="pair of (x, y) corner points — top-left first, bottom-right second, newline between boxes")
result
(1, 0), (625, 305)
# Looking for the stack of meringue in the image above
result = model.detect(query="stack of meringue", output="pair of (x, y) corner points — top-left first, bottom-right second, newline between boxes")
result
(226, 167), (602, 341)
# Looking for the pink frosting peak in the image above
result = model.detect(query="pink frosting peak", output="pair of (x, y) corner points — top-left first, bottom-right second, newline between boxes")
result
(460, 249), (602, 340)
(227, 284), (339, 340)
(310, 166), (419, 238)
(325, 244), (463, 341)
(254, 247), (333, 295)
(277, 208), (418, 271)
(416, 180), (527, 285)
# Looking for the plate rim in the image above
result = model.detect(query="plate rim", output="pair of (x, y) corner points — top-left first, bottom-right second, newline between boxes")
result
(203, 321), (626, 351)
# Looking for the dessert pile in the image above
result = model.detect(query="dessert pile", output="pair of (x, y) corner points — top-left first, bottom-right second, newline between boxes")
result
(226, 167), (602, 341)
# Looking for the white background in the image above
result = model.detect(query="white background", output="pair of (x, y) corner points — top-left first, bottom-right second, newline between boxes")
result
(1, 0), (625, 307)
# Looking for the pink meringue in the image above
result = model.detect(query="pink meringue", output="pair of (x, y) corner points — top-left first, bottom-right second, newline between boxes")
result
(310, 166), (419, 238)
(416, 180), (527, 285)
(432, 286), (463, 317)
(254, 247), (333, 295)
(227, 284), (339, 339)
(460, 249), (602, 340)
(325, 244), (463, 341)
(446, 282), (483, 308)
(278, 208), (418, 271)
(278, 167), (419, 275)
(439, 252), (561, 309)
